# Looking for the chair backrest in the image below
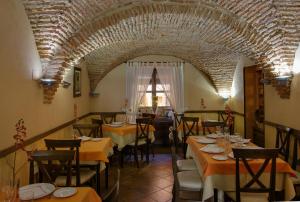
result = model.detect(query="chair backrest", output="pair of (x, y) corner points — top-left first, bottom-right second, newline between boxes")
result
(202, 121), (225, 135)
(29, 150), (75, 186)
(218, 111), (235, 134)
(232, 148), (278, 202)
(291, 129), (300, 170)
(182, 117), (199, 140)
(174, 113), (184, 131)
(100, 112), (117, 124)
(73, 123), (99, 137)
(142, 113), (156, 119)
(44, 139), (81, 186)
(92, 118), (104, 137)
(135, 118), (151, 146)
(275, 125), (291, 161)
(170, 133), (179, 176)
(102, 169), (120, 202)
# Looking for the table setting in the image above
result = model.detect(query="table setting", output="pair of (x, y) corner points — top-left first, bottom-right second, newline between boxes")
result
(17, 185), (101, 202)
(186, 135), (296, 201)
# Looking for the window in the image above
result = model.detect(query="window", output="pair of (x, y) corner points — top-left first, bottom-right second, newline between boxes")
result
(139, 69), (170, 108)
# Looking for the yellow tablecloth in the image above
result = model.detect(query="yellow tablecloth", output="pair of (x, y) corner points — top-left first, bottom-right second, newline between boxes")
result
(79, 138), (113, 163)
(38, 138), (113, 163)
(102, 124), (155, 150)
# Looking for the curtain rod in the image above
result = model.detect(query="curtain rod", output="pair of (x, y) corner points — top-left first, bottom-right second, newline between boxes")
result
(124, 61), (185, 64)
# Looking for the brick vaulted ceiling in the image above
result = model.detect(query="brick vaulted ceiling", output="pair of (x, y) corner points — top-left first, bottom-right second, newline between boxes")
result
(22, 0), (300, 102)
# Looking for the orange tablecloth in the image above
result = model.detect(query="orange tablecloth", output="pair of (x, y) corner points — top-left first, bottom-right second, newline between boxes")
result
(187, 136), (294, 177)
(102, 124), (155, 136)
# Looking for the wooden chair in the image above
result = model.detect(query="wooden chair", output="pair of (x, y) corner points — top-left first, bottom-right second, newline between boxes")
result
(100, 112), (117, 124)
(91, 118), (104, 137)
(170, 133), (203, 202)
(92, 118), (117, 189)
(202, 121), (225, 135)
(227, 148), (278, 202)
(275, 125), (291, 161)
(142, 113), (156, 120)
(29, 150), (75, 186)
(127, 117), (152, 168)
(170, 119), (197, 172)
(44, 139), (98, 191)
(142, 113), (156, 157)
(101, 169), (120, 202)
(172, 113), (184, 151)
(182, 117), (199, 159)
(290, 130), (300, 196)
(73, 123), (99, 137)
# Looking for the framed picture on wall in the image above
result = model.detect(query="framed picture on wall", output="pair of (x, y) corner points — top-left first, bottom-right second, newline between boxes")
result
(73, 67), (81, 97)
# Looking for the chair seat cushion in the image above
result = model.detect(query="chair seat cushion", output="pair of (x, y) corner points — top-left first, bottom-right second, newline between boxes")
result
(177, 159), (197, 171)
(291, 170), (300, 184)
(55, 168), (96, 186)
(177, 170), (202, 191)
(226, 191), (269, 202)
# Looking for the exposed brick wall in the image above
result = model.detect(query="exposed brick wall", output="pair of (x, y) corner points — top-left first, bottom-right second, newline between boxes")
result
(22, 0), (300, 102)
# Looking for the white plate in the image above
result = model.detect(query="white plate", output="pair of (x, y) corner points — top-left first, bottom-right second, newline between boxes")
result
(197, 137), (216, 144)
(19, 183), (55, 200)
(232, 143), (247, 148)
(207, 133), (224, 139)
(200, 145), (225, 154)
(91, 138), (102, 141)
(112, 121), (124, 125)
(230, 138), (251, 144)
(106, 124), (123, 127)
(78, 136), (91, 141)
(212, 155), (228, 161)
(53, 187), (77, 198)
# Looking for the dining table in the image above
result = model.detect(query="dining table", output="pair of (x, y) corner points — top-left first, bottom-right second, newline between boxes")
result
(38, 137), (113, 163)
(0, 187), (102, 202)
(186, 136), (296, 201)
(102, 123), (155, 150)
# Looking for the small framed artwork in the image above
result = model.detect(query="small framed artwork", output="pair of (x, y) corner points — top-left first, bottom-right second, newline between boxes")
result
(73, 67), (81, 97)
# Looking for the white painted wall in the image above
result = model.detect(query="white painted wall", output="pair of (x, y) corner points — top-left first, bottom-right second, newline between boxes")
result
(90, 55), (225, 112)
(0, 0), (90, 150)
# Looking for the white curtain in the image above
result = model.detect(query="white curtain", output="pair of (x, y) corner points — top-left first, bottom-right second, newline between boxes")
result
(156, 62), (184, 113)
(125, 62), (154, 122)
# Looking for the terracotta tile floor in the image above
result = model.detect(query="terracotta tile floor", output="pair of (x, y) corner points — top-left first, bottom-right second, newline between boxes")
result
(101, 147), (174, 202)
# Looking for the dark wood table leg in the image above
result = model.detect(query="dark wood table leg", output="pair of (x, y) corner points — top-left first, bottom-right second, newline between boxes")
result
(96, 163), (100, 194)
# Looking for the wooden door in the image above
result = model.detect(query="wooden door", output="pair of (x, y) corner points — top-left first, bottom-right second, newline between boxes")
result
(244, 66), (257, 139)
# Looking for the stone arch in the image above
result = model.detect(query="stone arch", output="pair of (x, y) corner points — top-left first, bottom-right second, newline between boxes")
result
(22, 0), (300, 102)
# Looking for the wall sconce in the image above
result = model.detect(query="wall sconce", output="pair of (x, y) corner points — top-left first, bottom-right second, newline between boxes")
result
(90, 92), (100, 97)
(61, 81), (71, 88)
(275, 74), (292, 86)
(39, 78), (56, 86)
(218, 92), (231, 101)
